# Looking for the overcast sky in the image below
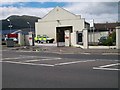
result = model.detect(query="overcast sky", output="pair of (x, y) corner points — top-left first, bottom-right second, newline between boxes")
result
(0, 0), (119, 23)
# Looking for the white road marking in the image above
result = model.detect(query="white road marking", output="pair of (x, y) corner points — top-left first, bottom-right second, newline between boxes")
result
(24, 60), (40, 62)
(80, 53), (91, 55)
(54, 60), (95, 66)
(93, 63), (120, 71)
(16, 50), (40, 52)
(1, 50), (9, 51)
(96, 59), (119, 62)
(2, 56), (62, 61)
(102, 53), (119, 55)
(41, 58), (62, 60)
(2, 56), (38, 60)
(2, 61), (54, 67)
(99, 63), (120, 68)
(93, 67), (120, 71)
(19, 55), (62, 60)
(22, 58), (61, 63)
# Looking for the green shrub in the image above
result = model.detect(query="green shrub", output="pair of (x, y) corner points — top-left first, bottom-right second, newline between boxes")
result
(102, 31), (116, 46)
(103, 37), (113, 46)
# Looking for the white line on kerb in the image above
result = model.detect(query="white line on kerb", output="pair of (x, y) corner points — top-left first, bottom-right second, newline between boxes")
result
(55, 60), (95, 66)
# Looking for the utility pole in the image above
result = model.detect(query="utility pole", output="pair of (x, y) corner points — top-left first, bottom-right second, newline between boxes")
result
(7, 19), (12, 34)
(90, 19), (95, 45)
(93, 19), (95, 45)
(27, 21), (31, 32)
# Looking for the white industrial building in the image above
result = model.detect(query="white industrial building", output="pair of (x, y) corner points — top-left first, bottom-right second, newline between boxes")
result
(35, 6), (90, 47)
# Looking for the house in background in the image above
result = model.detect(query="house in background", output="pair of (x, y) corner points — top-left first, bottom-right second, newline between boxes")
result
(88, 22), (120, 44)
(35, 6), (90, 47)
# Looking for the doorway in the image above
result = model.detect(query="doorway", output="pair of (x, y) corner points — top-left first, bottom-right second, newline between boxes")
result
(56, 26), (72, 47)
(77, 32), (83, 45)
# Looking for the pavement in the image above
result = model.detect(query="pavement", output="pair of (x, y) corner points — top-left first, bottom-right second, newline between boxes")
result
(2, 43), (120, 55)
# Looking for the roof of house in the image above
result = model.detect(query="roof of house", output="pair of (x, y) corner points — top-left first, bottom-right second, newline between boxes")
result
(94, 22), (120, 31)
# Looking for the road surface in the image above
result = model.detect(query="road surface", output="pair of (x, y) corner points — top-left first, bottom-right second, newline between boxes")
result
(1, 49), (119, 88)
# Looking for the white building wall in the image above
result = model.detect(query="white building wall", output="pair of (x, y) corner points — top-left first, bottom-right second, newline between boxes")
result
(35, 21), (57, 41)
(58, 19), (85, 31)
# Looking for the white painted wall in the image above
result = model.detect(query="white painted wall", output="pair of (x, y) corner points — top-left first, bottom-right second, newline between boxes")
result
(83, 28), (88, 49)
(88, 31), (109, 43)
(18, 33), (25, 46)
(25, 35), (30, 46)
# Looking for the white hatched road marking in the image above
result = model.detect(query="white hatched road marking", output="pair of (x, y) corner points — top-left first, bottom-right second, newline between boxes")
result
(1, 55), (119, 69)
(1, 55), (62, 67)
(1, 60), (96, 67)
(1, 55), (96, 67)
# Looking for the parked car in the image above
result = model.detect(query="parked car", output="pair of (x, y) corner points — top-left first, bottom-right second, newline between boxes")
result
(2, 37), (6, 45)
(8, 38), (18, 43)
(98, 36), (108, 45)
(34, 35), (54, 43)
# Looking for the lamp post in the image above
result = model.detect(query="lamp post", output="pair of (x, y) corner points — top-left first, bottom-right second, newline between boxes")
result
(7, 19), (12, 33)
(93, 19), (95, 45)
(27, 21), (31, 32)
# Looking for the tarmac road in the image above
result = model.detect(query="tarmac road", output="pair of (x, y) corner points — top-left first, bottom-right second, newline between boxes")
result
(2, 49), (119, 88)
